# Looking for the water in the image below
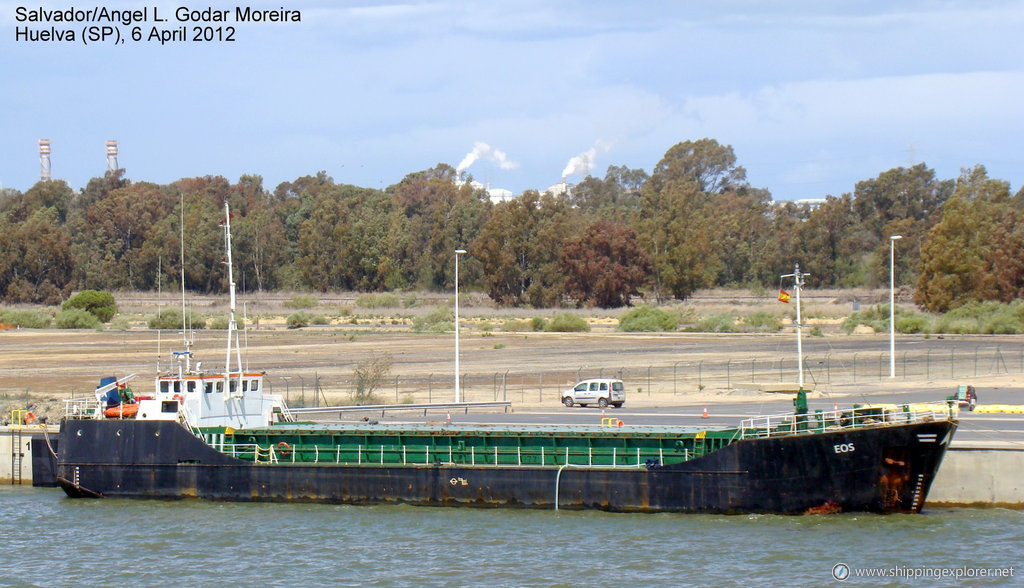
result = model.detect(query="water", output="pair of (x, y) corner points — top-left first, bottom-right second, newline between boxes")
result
(1, 486), (1021, 587)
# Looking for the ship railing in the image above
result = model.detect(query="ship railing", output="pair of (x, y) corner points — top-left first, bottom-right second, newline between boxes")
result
(64, 398), (103, 419)
(738, 400), (957, 440)
(216, 441), (667, 469)
(176, 400), (202, 435)
(266, 394), (296, 422)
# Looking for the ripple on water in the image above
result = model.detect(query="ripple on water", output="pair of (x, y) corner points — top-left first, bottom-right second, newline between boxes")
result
(0, 488), (1021, 587)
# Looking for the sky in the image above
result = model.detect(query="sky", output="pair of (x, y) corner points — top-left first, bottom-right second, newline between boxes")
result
(1, 1), (1022, 201)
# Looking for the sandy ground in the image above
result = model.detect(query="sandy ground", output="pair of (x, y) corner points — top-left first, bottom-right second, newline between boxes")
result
(2, 324), (1021, 422)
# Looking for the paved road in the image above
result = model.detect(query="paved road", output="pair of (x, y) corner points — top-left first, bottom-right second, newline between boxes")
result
(355, 385), (1024, 447)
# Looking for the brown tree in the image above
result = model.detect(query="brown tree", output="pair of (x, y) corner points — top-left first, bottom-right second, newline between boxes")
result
(562, 220), (651, 307)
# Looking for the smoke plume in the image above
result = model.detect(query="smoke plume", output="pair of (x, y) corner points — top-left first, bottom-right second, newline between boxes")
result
(456, 142), (518, 173)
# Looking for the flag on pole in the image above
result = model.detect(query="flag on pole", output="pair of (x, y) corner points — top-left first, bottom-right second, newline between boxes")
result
(778, 289), (791, 303)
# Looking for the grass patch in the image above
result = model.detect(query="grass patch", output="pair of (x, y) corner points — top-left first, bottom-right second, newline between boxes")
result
(286, 311), (329, 328)
(55, 308), (102, 329)
(544, 312), (590, 332)
(618, 306), (679, 332)
(501, 319), (533, 332)
(742, 311), (782, 332)
(283, 294), (318, 309)
(356, 293), (402, 308)
(0, 308), (54, 328)
(148, 308), (206, 330)
(691, 313), (738, 333)
(412, 307), (454, 332)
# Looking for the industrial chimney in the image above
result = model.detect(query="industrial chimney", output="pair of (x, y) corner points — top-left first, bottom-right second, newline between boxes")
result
(106, 140), (119, 172)
(39, 139), (51, 181)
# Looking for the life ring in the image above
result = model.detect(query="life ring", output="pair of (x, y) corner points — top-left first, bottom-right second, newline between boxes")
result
(172, 394), (183, 404)
(23, 411), (35, 425)
(277, 441), (291, 457)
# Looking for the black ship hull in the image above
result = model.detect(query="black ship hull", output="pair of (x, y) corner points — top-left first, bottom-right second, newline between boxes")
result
(56, 418), (955, 513)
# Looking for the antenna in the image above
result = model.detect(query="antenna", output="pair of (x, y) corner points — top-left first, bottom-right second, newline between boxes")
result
(39, 139), (51, 181)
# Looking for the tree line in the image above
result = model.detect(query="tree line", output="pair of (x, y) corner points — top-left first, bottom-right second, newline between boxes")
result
(0, 138), (1020, 313)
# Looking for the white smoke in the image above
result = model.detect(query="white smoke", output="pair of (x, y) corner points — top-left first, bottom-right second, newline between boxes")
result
(561, 140), (612, 178)
(561, 147), (596, 177)
(456, 142), (518, 173)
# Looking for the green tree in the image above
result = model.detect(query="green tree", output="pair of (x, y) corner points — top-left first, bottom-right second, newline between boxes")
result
(473, 191), (575, 306)
(915, 166), (1011, 312)
(62, 290), (118, 322)
(0, 208), (74, 304)
(852, 164), (952, 287)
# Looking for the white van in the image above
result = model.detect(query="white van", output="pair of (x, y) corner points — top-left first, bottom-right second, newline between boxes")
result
(561, 378), (625, 409)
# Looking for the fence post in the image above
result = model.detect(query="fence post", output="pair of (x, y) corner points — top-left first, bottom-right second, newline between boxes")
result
(726, 359), (731, 389)
(698, 360), (703, 389)
(539, 372), (543, 402)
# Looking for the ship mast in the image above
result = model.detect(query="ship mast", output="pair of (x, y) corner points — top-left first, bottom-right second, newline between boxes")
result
(178, 192), (192, 376)
(221, 200), (243, 388)
(781, 263), (810, 417)
(780, 263), (809, 389)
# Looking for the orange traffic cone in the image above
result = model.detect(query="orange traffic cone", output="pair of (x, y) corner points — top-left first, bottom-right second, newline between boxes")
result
(701, 406), (709, 419)
(446, 410), (451, 424)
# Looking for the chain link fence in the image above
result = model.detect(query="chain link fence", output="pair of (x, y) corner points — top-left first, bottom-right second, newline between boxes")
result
(268, 344), (1024, 408)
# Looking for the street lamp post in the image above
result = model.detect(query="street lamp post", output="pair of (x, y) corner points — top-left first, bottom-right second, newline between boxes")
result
(890, 235), (903, 378)
(454, 249), (467, 402)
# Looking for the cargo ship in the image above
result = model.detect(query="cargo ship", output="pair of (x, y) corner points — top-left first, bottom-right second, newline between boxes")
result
(55, 207), (958, 513)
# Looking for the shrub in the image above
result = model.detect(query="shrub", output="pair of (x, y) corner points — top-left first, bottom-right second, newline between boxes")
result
(283, 294), (318, 309)
(62, 290), (117, 322)
(618, 306), (679, 332)
(208, 315), (230, 330)
(286, 311), (311, 328)
(544, 313), (590, 332)
(412, 307), (454, 332)
(148, 308), (206, 330)
(530, 317), (548, 331)
(742, 311), (782, 333)
(356, 293), (401, 308)
(895, 314), (931, 334)
(0, 308), (54, 328)
(55, 308), (102, 329)
(501, 319), (533, 332)
(692, 313), (738, 333)
(352, 352), (392, 405)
